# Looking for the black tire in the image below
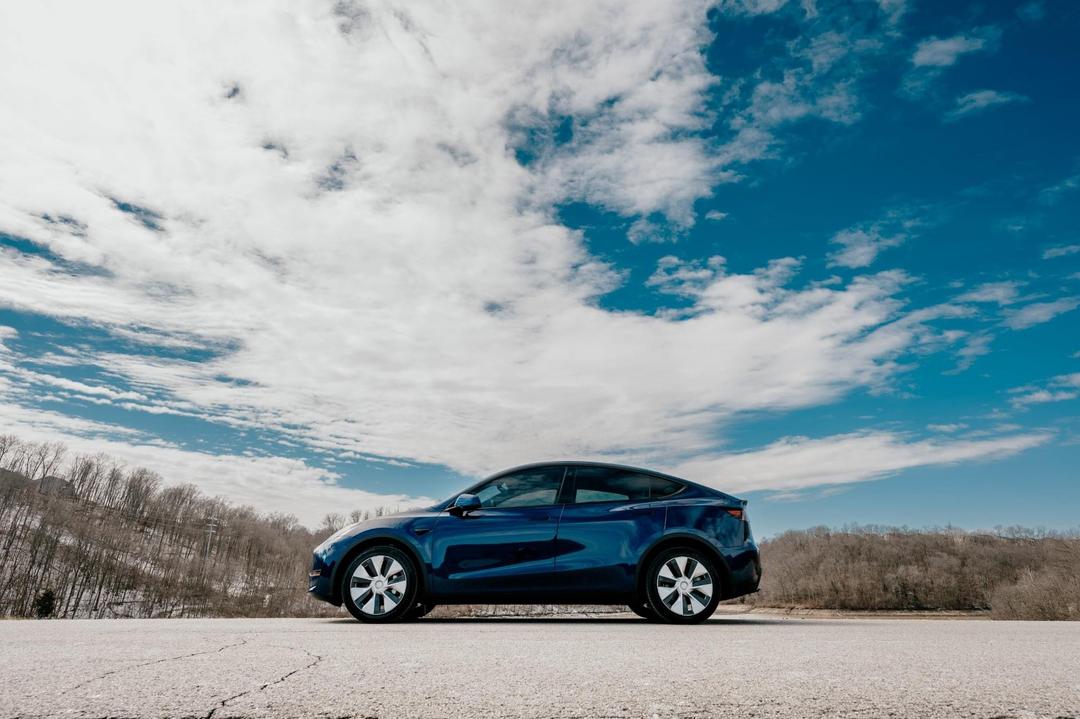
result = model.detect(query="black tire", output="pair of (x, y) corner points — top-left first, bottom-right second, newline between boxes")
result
(406, 603), (437, 620)
(644, 547), (722, 624)
(341, 546), (419, 623)
(628, 600), (659, 620)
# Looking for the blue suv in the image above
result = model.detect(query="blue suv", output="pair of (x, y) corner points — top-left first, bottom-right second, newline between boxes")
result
(309, 461), (761, 624)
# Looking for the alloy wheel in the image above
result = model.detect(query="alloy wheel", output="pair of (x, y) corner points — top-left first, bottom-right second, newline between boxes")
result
(655, 555), (713, 617)
(350, 554), (408, 616)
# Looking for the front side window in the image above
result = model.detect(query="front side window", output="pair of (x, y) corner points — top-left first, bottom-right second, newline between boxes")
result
(571, 467), (652, 504)
(473, 467), (565, 508)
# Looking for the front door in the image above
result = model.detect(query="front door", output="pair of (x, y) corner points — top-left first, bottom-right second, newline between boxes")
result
(429, 466), (566, 600)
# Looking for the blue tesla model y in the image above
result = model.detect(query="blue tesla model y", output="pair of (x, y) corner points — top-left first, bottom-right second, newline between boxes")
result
(309, 461), (761, 624)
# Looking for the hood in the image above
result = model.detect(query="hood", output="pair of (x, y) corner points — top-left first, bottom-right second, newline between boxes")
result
(316, 507), (443, 551)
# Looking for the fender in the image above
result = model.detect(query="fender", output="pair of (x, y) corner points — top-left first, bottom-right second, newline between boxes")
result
(329, 529), (430, 605)
(634, 529), (734, 600)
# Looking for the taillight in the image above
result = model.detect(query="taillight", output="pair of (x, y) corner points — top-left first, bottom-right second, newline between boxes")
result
(723, 507), (744, 519)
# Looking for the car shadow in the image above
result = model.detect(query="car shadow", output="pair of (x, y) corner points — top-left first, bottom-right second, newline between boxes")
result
(322, 614), (783, 626)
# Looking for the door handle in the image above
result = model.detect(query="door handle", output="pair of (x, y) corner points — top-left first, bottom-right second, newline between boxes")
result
(529, 513), (550, 521)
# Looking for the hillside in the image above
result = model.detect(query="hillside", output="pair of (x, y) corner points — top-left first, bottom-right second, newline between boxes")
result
(0, 435), (359, 619)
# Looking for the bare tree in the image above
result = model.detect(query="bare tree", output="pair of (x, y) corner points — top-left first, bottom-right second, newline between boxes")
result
(0, 434), (20, 469)
(320, 513), (346, 534)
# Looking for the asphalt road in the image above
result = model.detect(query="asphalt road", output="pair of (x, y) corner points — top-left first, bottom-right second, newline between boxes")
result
(1, 612), (1078, 718)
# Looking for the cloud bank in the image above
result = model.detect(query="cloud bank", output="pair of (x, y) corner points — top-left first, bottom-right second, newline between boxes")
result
(0, 1), (1052, 521)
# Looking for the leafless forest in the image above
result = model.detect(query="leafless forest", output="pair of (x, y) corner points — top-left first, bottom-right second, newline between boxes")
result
(747, 525), (1080, 619)
(2, 434), (1077, 620)
(0, 434), (368, 618)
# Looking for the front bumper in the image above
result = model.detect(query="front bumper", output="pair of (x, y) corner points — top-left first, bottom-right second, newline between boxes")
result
(308, 553), (339, 605)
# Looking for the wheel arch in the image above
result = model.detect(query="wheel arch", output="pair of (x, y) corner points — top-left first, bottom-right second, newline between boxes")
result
(635, 532), (733, 602)
(331, 533), (428, 605)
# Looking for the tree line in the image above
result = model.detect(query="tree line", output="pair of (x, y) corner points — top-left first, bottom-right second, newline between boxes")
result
(0, 434), (389, 618)
(744, 525), (1080, 619)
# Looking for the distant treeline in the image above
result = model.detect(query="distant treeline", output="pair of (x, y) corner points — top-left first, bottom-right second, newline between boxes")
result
(0, 434), (387, 619)
(744, 525), (1080, 620)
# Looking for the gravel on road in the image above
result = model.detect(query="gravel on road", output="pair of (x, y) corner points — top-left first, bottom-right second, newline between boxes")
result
(1, 613), (1077, 718)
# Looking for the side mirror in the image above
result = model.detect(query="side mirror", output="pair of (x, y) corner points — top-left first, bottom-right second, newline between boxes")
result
(450, 493), (481, 516)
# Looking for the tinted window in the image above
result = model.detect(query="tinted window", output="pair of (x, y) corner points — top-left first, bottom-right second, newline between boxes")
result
(473, 467), (564, 508)
(572, 467), (652, 504)
(649, 476), (684, 499)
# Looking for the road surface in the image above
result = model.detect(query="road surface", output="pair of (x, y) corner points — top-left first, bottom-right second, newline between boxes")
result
(1, 613), (1078, 718)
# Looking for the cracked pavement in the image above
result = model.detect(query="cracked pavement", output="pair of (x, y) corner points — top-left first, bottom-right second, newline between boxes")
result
(1, 614), (1078, 718)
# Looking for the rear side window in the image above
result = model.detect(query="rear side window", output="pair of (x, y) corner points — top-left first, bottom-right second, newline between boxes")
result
(571, 467), (663, 504)
(649, 476), (684, 499)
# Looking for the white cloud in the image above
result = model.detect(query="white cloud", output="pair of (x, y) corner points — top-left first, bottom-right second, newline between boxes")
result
(1010, 389), (1078, 408)
(911, 29), (997, 67)
(1038, 173), (1080, 206)
(827, 211), (919, 269)
(715, 0), (790, 16)
(950, 332), (994, 373)
(927, 423), (967, 433)
(0, 1), (1042, 518)
(704, 210), (729, 222)
(1003, 298), (1080, 329)
(0, 402), (427, 526)
(646, 255), (727, 297)
(713, 5), (903, 172)
(902, 27), (1000, 98)
(11, 367), (148, 403)
(876, 0), (909, 26)
(1043, 244), (1080, 260)
(828, 227), (905, 268)
(524, 18), (721, 229)
(1010, 373), (1080, 409)
(944, 89), (1028, 122)
(670, 430), (1050, 493)
(949, 283), (1079, 369)
(956, 281), (1023, 305)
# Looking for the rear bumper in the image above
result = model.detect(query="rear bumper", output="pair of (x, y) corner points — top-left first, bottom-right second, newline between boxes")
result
(720, 544), (761, 599)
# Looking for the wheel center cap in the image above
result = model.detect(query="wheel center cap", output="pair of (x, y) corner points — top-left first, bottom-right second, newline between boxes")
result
(374, 580), (385, 591)
(678, 580), (690, 593)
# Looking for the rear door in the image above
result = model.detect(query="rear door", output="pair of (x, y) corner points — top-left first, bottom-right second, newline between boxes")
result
(551, 467), (675, 598)
(429, 466), (566, 600)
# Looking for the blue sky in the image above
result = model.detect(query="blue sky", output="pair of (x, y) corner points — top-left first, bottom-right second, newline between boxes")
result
(0, 0), (1077, 531)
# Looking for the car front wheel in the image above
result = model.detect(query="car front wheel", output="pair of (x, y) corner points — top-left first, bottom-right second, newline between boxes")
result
(644, 548), (721, 624)
(342, 546), (419, 623)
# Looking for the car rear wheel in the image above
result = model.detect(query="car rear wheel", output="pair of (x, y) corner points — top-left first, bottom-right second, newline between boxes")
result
(342, 546), (419, 623)
(645, 548), (721, 624)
